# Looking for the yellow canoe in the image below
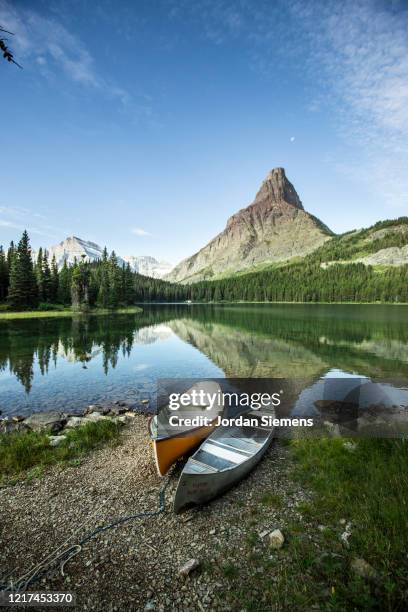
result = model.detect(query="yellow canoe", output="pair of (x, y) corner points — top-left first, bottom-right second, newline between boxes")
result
(149, 381), (223, 477)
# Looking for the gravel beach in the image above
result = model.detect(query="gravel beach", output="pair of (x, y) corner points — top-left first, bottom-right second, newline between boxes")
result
(1, 415), (310, 611)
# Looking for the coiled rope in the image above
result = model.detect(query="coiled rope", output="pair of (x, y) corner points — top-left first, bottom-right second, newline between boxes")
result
(1, 472), (173, 593)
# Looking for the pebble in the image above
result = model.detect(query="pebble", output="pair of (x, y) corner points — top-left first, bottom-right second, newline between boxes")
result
(179, 559), (201, 577)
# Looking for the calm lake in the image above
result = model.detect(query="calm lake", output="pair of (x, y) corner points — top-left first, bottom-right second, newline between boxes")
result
(1, 304), (408, 416)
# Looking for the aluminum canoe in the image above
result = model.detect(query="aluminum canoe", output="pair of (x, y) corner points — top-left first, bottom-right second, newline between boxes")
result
(173, 409), (275, 512)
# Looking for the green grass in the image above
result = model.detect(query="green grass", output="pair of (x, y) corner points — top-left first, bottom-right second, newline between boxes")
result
(259, 492), (283, 508)
(290, 437), (408, 567)
(222, 562), (239, 579)
(0, 420), (121, 483)
(0, 306), (142, 320)
(214, 438), (408, 610)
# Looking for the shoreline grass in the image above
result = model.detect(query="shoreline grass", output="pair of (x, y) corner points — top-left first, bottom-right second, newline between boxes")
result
(214, 437), (408, 610)
(0, 420), (122, 484)
(0, 306), (143, 321)
(283, 437), (408, 609)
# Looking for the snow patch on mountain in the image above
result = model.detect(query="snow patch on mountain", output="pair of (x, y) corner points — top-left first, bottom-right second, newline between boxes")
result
(123, 255), (173, 279)
(47, 236), (173, 279)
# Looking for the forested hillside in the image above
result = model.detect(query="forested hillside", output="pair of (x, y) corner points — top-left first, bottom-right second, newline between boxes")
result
(1, 224), (408, 311)
(0, 231), (184, 311)
(306, 217), (408, 264)
(189, 262), (408, 303)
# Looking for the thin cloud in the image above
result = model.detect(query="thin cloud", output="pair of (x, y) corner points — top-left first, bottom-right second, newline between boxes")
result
(170, 0), (408, 209)
(131, 227), (152, 237)
(288, 0), (408, 209)
(0, 0), (129, 103)
(0, 218), (54, 237)
(0, 205), (68, 239)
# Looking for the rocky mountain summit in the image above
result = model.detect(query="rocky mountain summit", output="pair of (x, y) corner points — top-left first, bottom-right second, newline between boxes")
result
(123, 255), (173, 279)
(47, 236), (172, 279)
(166, 168), (332, 283)
(47, 236), (125, 268)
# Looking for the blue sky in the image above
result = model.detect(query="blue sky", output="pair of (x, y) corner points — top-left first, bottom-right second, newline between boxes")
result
(0, 0), (407, 264)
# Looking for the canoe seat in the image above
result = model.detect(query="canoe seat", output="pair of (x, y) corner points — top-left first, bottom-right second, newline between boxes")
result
(186, 458), (219, 474)
(210, 437), (257, 454)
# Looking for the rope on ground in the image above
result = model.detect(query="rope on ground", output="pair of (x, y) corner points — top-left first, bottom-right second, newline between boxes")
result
(1, 472), (173, 593)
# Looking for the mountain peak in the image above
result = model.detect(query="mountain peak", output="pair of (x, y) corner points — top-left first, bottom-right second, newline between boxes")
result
(167, 167), (331, 283)
(253, 167), (303, 211)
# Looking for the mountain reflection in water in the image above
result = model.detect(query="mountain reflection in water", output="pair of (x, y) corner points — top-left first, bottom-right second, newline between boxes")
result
(0, 304), (407, 415)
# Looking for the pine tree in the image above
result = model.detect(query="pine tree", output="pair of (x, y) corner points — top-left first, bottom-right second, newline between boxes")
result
(122, 262), (134, 305)
(7, 241), (15, 268)
(8, 230), (38, 310)
(50, 255), (59, 302)
(0, 246), (8, 301)
(35, 247), (45, 302)
(97, 247), (110, 307)
(71, 255), (90, 310)
(42, 250), (52, 302)
(108, 251), (120, 308)
(58, 260), (71, 305)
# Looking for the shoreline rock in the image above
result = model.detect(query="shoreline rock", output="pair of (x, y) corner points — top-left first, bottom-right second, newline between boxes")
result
(0, 399), (153, 437)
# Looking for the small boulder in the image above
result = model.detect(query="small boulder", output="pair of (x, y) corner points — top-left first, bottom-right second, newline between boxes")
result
(0, 418), (26, 434)
(86, 411), (107, 422)
(179, 559), (200, 577)
(50, 420), (65, 434)
(110, 406), (127, 416)
(25, 411), (66, 432)
(351, 558), (377, 580)
(86, 404), (110, 416)
(65, 416), (84, 429)
(48, 435), (67, 447)
(268, 529), (285, 549)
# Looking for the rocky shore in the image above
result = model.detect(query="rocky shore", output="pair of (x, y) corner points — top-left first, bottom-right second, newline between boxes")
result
(0, 414), (314, 611)
(0, 400), (151, 437)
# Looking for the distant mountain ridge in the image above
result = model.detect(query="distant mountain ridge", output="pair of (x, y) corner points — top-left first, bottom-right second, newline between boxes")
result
(122, 255), (173, 279)
(166, 167), (333, 283)
(46, 236), (172, 279)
